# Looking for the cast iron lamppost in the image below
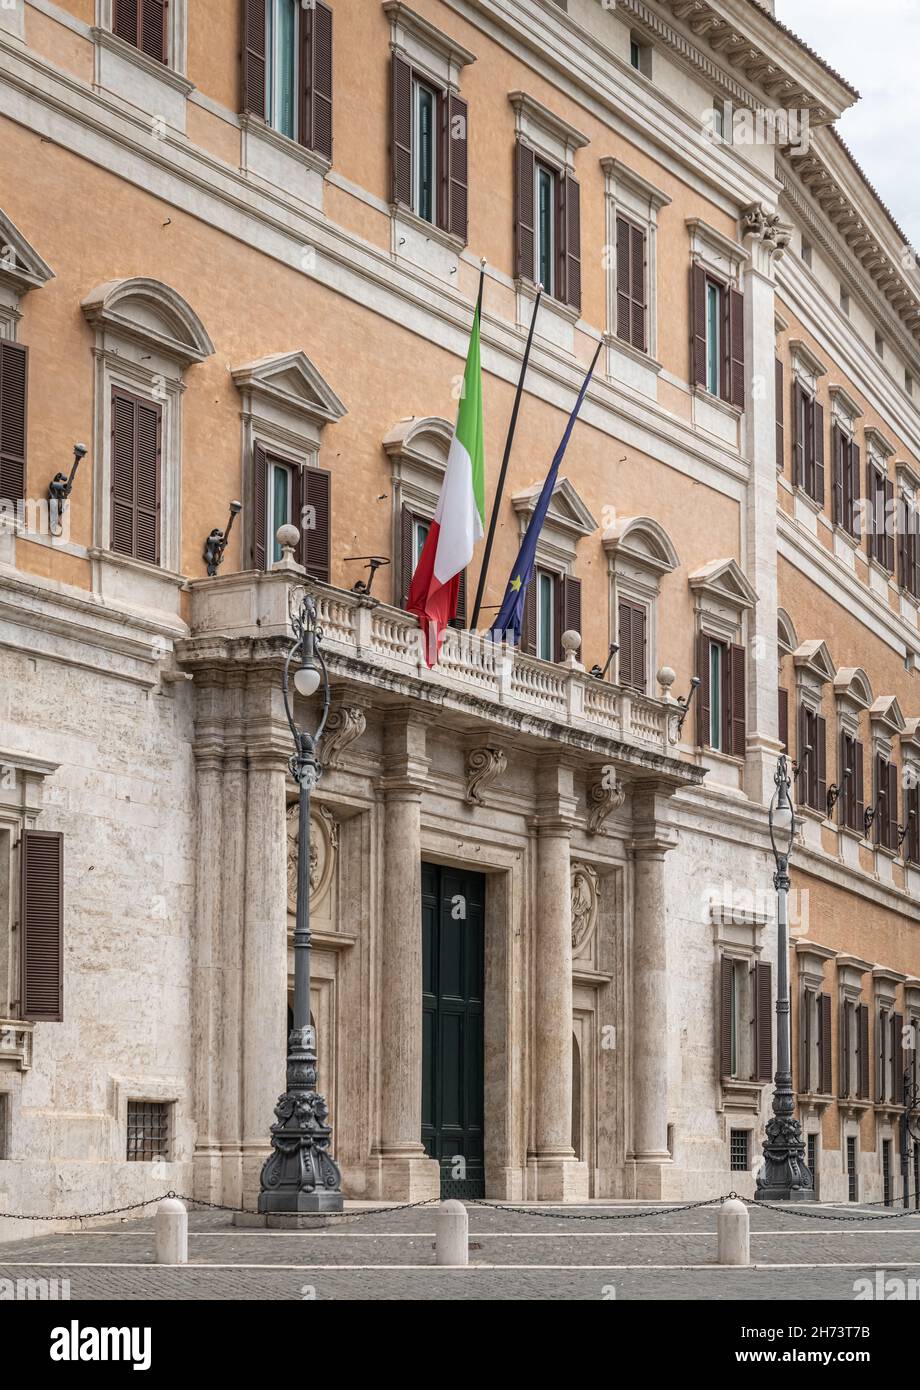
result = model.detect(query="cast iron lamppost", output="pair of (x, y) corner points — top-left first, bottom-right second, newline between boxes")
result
(258, 586), (344, 1213)
(755, 753), (816, 1202)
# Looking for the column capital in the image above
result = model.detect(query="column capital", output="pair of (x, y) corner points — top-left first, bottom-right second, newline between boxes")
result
(629, 777), (679, 858)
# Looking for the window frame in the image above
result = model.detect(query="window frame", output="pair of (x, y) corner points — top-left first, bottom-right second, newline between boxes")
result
(534, 159), (557, 299)
(412, 75), (440, 225)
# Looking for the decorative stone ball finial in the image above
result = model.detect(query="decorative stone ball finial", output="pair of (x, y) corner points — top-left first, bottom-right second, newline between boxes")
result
(657, 665), (677, 700)
(273, 523), (305, 573)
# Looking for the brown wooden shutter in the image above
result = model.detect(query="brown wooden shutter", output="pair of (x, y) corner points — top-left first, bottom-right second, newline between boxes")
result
(855, 741), (865, 833)
(110, 388), (161, 565)
(449, 569), (467, 629)
(893, 1012), (904, 1103)
(140, 0), (167, 63)
(857, 1002), (870, 1099)
(0, 339), (27, 507)
(888, 759), (899, 851)
(720, 956), (733, 1077)
(631, 603), (646, 694)
(302, 0), (333, 161)
(819, 993), (832, 1094)
(561, 574), (581, 641)
(618, 599), (645, 693)
(877, 1008), (888, 1100)
(800, 988), (811, 1092)
(778, 687), (789, 753)
(242, 0), (267, 118)
(303, 465), (331, 583)
(775, 357), (784, 470)
(885, 477), (895, 572)
(251, 442), (267, 571)
(690, 264), (707, 389)
(400, 504), (414, 606)
(849, 441), (861, 538)
(812, 400), (825, 509)
(113, 0), (138, 45)
(728, 287), (745, 409)
(391, 54), (412, 207)
(134, 398), (161, 564)
(754, 960), (773, 1082)
(521, 578), (537, 656)
(514, 141), (535, 283)
(630, 223), (646, 351)
(909, 783), (920, 864)
(816, 715), (827, 817)
(840, 1002), (850, 1097)
(874, 753), (884, 846)
(20, 829), (64, 1023)
(444, 93), (469, 243)
(561, 172), (581, 312)
(615, 217), (631, 343)
(792, 379), (805, 487)
(730, 642), (746, 759)
(617, 599), (633, 688)
(696, 630), (710, 746)
(832, 425), (844, 527)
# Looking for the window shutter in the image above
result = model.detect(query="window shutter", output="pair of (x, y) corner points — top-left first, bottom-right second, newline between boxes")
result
(690, 264), (707, 389)
(552, 576), (564, 662)
(400, 504), (414, 607)
(720, 956), (733, 1077)
(730, 642), (746, 759)
(893, 1013), (904, 1103)
(778, 688), (789, 753)
(561, 574), (582, 640)
(888, 759), (899, 852)
(302, 0), (333, 161)
(819, 993), (832, 1094)
(391, 54), (413, 207)
(855, 741), (864, 833)
(521, 578), (537, 656)
(857, 1002), (870, 1099)
(630, 223), (646, 352)
(696, 630), (710, 746)
(134, 398), (161, 565)
(754, 960), (773, 1082)
(792, 380), (805, 487)
(450, 569), (467, 630)
(816, 715), (827, 817)
(110, 388), (161, 565)
(443, 93), (469, 243)
(615, 217), (631, 343)
(631, 602), (646, 694)
(140, 0), (167, 63)
(113, 0), (138, 45)
(251, 442), (267, 572)
(832, 425), (844, 527)
(800, 989), (811, 1092)
(812, 400), (825, 509)
(618, 599), (633, 689)
(20, 829), (64, 1023)
(775, 357), (784, 470)
(303, 465), (331, 584)
(514, 141), (535, 282)
(877, 1008), (888, 1101)
(242, 0), (267, 118)
(0, 339), (27, 507)
(909, 783), (920, 864)
(561, 173), (581, 312)
(874, 753), (884, 846)
(885, 477), (895, 572)
(849, 441), (861, 538)
(728, 287), (745, 409)
(840, 1002), (850, 1098)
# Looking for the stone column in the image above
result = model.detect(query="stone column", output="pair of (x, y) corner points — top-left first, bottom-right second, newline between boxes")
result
(741, 203), (787, 804)
(217, 734), (247, 1209)
(630, 781), (678, 1199)
(528, 760), (587, 1201)
(240, 744), (290, 1209)
(372, 714), (441, 1201)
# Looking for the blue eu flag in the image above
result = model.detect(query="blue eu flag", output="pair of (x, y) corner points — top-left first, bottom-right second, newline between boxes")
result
(490, 341), (601, 645)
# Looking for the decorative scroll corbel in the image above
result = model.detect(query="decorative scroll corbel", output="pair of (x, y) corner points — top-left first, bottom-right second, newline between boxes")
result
(587, 774), (626, 834)
(465, 746), (507, 805)
(320, 705), (366, 769)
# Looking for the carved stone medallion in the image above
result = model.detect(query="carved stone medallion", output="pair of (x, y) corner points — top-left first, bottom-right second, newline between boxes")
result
(287, 802), (339, 912)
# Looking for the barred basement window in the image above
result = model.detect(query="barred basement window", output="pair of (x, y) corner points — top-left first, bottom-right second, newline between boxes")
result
(914, 1147), (919, 1210)
(126, 1100), (169, 1162)
(730, 1129), (749, 1172)
(883, 1138), (892, 1207)
(0, 1092), (7, 1160)
(847, 1136), (858, 1202)
(807, 1132), (818, 1195)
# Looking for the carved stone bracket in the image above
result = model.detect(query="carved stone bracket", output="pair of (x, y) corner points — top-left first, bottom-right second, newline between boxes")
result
(465, 746), (507, 805)
(741, 201), (792, 260)
(571, 863), (599, 953)
(587, 775), (626, 834)
(320, 705), (366, 769)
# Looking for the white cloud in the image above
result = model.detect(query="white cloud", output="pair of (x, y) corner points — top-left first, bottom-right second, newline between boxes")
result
(775, 0), (920, 250)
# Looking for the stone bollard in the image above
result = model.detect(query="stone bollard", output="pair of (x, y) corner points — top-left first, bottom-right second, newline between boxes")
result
(155, 1197), (188, 1266)
(717, 1197), (750, 1266)
(435, 1199), (469, 1266)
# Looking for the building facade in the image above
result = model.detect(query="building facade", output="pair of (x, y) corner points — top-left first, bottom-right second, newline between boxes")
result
(0, 0), (919, 1230)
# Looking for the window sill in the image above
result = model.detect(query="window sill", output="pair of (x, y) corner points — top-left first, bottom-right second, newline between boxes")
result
(690, 384), (743, 419)
(603, 332), (662, 374)
(392, 203), (464, 254)
(839, 1096), (872, 1116)
(516, 277), (579, 325)
(793, 487), (823, 516)
(89, 548), (188, 623)
(240, 113), (331, 176)
(719, 1077), (766, 1114)
(240, 115), (329, 213)
(91, 27), (193, 133)
(796, 1091), (834, 1114)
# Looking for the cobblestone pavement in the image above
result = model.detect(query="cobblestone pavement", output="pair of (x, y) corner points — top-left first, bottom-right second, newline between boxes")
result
(2, 1201), (920, 1300)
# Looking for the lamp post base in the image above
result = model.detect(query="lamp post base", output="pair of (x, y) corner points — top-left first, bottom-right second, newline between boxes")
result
(257, 1078), (345, 1215)
(258, 1190), (344, 1214)
(754, 1114), (816, 1203)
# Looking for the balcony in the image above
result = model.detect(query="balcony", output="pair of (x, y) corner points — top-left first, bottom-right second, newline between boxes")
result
(185, 570), (695, 773)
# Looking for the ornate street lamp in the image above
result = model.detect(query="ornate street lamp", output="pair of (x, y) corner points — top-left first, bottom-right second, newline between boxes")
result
(755, 753), (816, 1202)
(258, 586), (344, 1213)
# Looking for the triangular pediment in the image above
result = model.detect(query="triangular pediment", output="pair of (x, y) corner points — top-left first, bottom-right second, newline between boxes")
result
(232, 351), (347, 426)
(688, 558), (757, 610)
(870, 695), (906, 735)
(511, 475), (597, 538)
(0, 209), (54, 295)
(793, 640), (836, 683)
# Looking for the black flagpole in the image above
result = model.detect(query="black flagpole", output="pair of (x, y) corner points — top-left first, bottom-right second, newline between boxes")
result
(470, 286), (542, 630)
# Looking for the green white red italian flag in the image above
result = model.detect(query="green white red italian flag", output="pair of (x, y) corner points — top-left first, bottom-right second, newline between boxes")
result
(406, 300), (485, 665)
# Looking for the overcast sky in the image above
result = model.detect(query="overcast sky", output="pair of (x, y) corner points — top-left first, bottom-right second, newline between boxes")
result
(774, 0), (920, 249)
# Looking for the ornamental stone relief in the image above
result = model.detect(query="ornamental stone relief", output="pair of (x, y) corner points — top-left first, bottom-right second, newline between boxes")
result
(571, 863), (599, 953)
(464, 746), (507, 805)
(320, 705), (366, 769)
(286, 802), (339, 913)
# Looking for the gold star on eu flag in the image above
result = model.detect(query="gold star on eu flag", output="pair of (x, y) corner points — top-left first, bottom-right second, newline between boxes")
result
(510, 575), (522, 592)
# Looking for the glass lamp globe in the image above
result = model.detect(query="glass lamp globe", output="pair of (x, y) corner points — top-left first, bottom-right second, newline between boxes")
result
(770, 788), (795, 859)
(293, 661), (321, 697)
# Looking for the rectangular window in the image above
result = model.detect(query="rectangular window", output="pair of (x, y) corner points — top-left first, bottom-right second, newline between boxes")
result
(878, 1007), (889, 1102)
(883, 1139), (892, 1207)
(798, 704), (826, 815)
(698, 633), (746, 758)
(0, 339), (28, 510)
(629, 34), (651, 76)
(840, 287), (850, 315)
(907, 371), (914, 398)
(413, 517), (430, 569)
(110, 387), (162, 566)
(126, 1100), (170, 1162)
(709, 639), (722, 751)
(832, 424), (860, 539)
(706, 279), (722, 396)
(245, 0), (333, 160)
(112, 0), (168, 65)
(537, 568), (556, 663)
(267, 0), (298, 140)
(617, 596), (647, 693)
(847, 1135), (858, 1202)
(536, 163), (556, 298)
(876, 332), (885, 358)
(807, 1132), (818, 1196)
(801, 238), (813, 268)
(839, 731), (864, 834)
(868, 463), (894, 570)
(0, 1092), (7, 1160)
(615, 216), (647, 353)
(413, 79), (438, 224)
(729, 1129), (749, 1172)
(269, 459), (293, 564)
(792, 382), (825, 507)
(874, 753), (899, 851)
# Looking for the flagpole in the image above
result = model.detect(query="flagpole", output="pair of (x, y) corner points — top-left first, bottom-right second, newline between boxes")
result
(470, 286), (542, 630)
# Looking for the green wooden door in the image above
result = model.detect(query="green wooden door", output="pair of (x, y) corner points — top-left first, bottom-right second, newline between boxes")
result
(421, 863), (485, 1198)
